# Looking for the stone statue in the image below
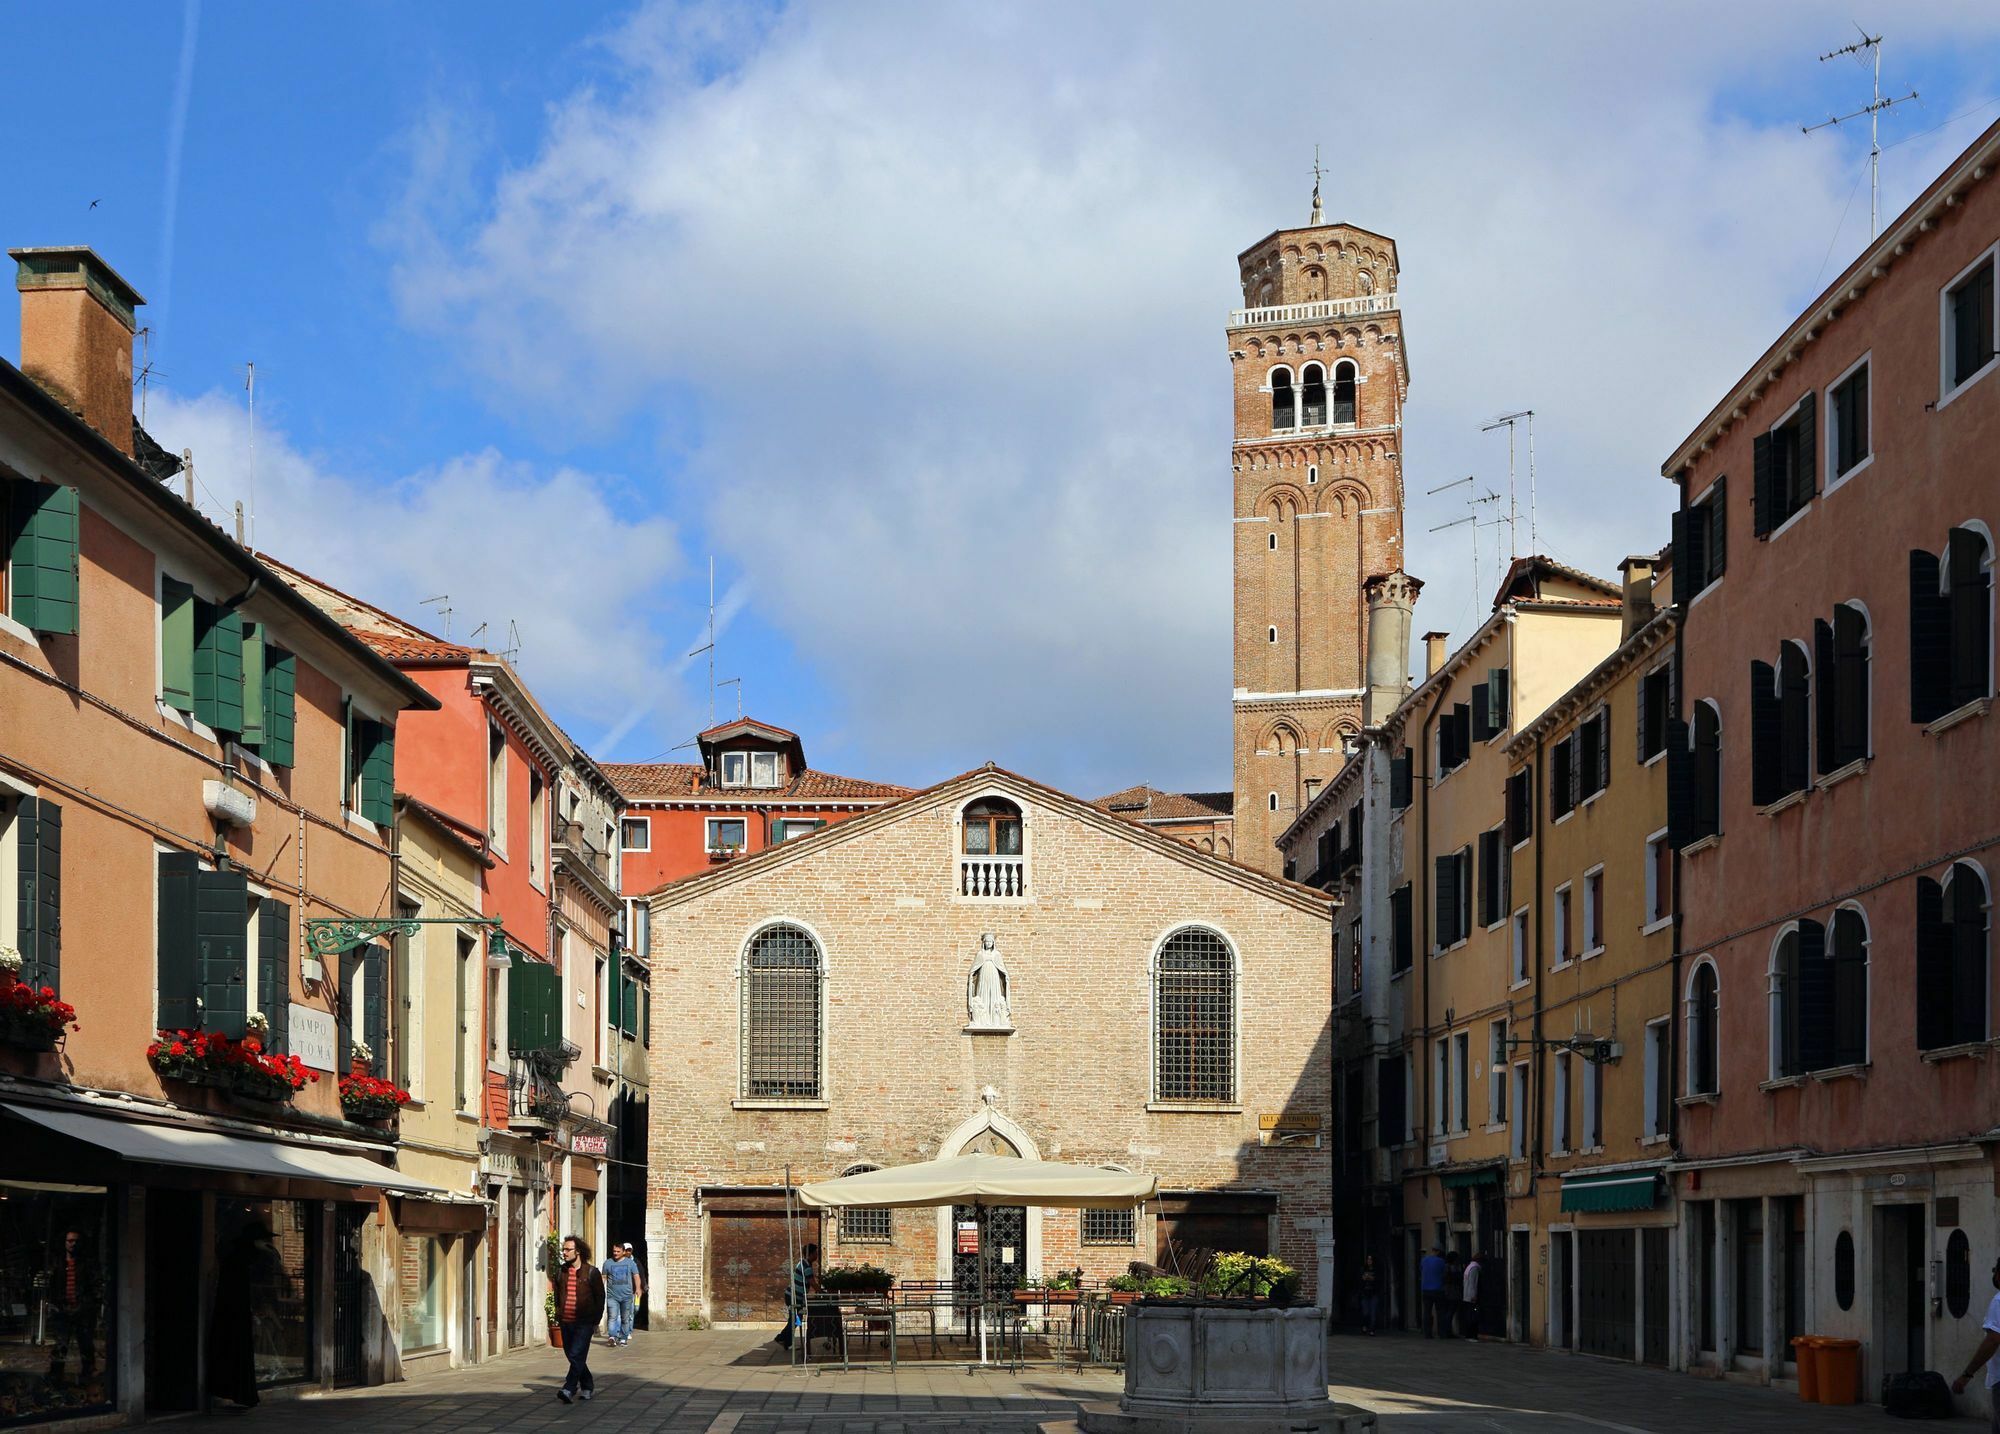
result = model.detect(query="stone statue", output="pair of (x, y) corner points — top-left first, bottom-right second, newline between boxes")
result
(966, 933), (1013, 1032)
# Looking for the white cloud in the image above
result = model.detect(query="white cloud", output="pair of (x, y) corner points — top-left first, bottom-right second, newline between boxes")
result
(381, 0), (2000, 794)
(144, 388), (687, 744)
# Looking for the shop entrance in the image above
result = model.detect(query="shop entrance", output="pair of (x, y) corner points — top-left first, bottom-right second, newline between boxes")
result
(145, 1189), (201, 1413)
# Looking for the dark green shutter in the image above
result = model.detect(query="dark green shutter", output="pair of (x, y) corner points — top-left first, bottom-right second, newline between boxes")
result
(1792, 392), (1817, 508)
(338, 948), (359, 1067)
(262, 647), (296, 767)
(640, 985), (651, 1048)
(1750, 660), (1780, 806)
(392, 937), (411, 1088)
(1910, 550), (1950, 723)
(241, 622), (266, 749)
(156, 852), (200, 1030)
(1916, 877), (1950, 1050)
(161, 577), (196, 712)
(1951, 877), (1989, 1047)
(195, 868), (248, 1038)
(1707, 476), (1727, 578)
(1434, 855), (1456, 950)
(1830, 911), (1867, 1067)
(1794, 920), (1829, 1073)
(1834, 605), (1868, 767)
(1487, 669), (1509, 734)
(193, 602), (245, 735)
(361, 722), (395, 825)
(508, 955), (559, 1053)
(1470, 684), (1490, 743)
(1751, 433), (1774, 538)
(1814, 618), (1838, 775)
(17, 798), (60, 991)
(1389, 753), (1412, 810)
(259, 900), (291, 1054)
(1674, 506), (1701, 596)
(1596, 710), (1611, 793)
(1665, 718), (1693, 850)
(1779, 648), (1810, 796)
(1949, 528), (1993, 710)
(7, 481), (79, 635)
(361, 944), (388, 1072)
(1391, 884), (1412, 972)
(607, 960), (623, 1033)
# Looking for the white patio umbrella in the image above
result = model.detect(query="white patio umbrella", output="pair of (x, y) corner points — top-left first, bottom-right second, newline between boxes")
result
(795, 1154), (1157, 1366)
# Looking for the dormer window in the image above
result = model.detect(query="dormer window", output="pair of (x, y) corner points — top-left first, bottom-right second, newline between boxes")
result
(962, 798), (1022, 857)
(720, 749), (783, 789)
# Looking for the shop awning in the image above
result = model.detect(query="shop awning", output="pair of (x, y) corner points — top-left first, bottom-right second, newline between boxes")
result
(1441, 1167), (1501, 1189)
(1560, 1168), (1662, 1213)
(4, 1102), (446, 1194)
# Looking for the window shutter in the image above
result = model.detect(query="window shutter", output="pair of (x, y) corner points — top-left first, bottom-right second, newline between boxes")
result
(16, 798), (60, 991)
(1814, 618), (1838, 775)
(194, 868), (249, 1038)
(156, 851), (201, 1031)
(640, 986), (651, 1048)
(1948, 528), (1993, 709)
(364, 943), (388, 1075)
(1834, 605), (1868, 767)
(1488, 668), (1509, 734)
(509, 955), (558, 1053)
(1504, 774), (1519, 847)
(1779, 649), (1810, 795)
(241, 621), (266, 749)
(1671, 507), (1693, 593)
(259, 900), (291, 1054)
(1477, 831), (1494, 928)
(1916, 877), (1951, 1050)
(1434, 855), (1455, 949)
(7, 481), (80, 635)
(1830, 913), (1867, 1067)
(1951, 879), (1989, 1047)
(1470, 683), (1490, 743)
(1793, 920), (1830, 1072)
(262, 647), (296, 767)
(1708, 476), (1727, 578)
(1596, 710), (1611, 793)
(1792, 392), (1817, 508)
(1457, 851), (1473, 945)
(161, 577), (196, 712)
(1566, 733), (1582, 810)
(1665, 717), (1693, 849)
(1390, 753), (1412, 810)
(1751, 433), (1774, 538)
(1750, 660), (1780, 806)
(1910, 550), (1950, 723)
(1377, 1055), (1406, 1147)
(362, 722), (396, 825)
(607, 958), (622, 1032)
(193, 602), (245, 735)
(1636, 671), (1652, 760)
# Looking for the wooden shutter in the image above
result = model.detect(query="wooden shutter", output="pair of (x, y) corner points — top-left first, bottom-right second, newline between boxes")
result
(7, 481), (79, 635)
(259, 900), (291, 1053)
(156, 851), (201, 1030)
(1665, 717), (1693, 849)
(1951, 877), (1989, 1047)
(337, 949), (358, 1066)
(1391, 884), (1412, 971)
(1751, 433), (1774, 538)
(1916, 877), (1951, 1051)
(1707, 476), (1727, 578)
(1477, 831), (1496, 928)
(364, 943), (388, 1075)
(1470, 683), (1490, 743)
(1671, 507), (1695, 594)
(1566, 733), (1582, 810)
(1792, 392), (1817, 508)
(1750, 660), (1780, 806)
(1390, 753), (1412, 810)
(361, 722), (396, 825)
(1693, 708), (1720, 839)
(1377, 1055), (1406, 1147)
(1910, 549), (1951, 723)
(1434, 855), (1456, 949)
(193, 602), (245, 735)
(195, 868), (249, 1038)
(607, 956), (623, 1033)
(1948, 528), (1993, 709)
(1794, 920), (1830, 1073)
(1595, 710), (1611, 793)
(16, 798), (60, 991)
(1488, 668), (1510, 734)
(1779, 648), (1810, 795)
(161, 577), (196, 712)
(1813, 618), (1838, 775)
(1636, 669), (1652, 760)
(1829, 912), (1867, 1067)
(1457, 852), (1473, 945)
(1834, 605), (1868, 766)
(262, 647), (297, 767)
(241, 622), (266, 749)
(641, 986), (651, 1047)
(509, 955), (559, 1053)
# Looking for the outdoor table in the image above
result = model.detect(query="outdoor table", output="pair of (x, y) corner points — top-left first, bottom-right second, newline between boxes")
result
(799, 1294), (897, 1371)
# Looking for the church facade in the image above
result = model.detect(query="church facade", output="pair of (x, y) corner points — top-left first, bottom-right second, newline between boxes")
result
(641, 767), (1335, 1323)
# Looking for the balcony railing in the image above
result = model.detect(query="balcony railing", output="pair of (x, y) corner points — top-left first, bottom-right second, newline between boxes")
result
(508, 1060), (573, 1133)
(552, 819), (613, 885)
(960, 855), (1027, 899)
(1228, 291), (1398, 329)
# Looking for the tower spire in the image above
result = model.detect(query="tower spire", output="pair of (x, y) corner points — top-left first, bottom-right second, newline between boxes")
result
(1309, 145), (1324, 225)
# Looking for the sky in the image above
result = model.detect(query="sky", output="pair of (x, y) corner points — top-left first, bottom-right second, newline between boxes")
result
(5, 1), (2000, 797)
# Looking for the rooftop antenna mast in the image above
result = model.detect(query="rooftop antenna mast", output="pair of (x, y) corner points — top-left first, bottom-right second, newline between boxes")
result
(243, 361), (257, 550)
(687, 556), (724, 725)
(1481, 410), (1537, 557)
(135, 327), (155, 426)
(1804, 29), (1918, 240)
(1426, 475), (1481, 609)
(420, 595), (453, 640)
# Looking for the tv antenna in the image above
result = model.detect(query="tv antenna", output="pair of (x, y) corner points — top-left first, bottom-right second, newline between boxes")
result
(1480, 410), (1537, 556)
(1427, 475), (1506, 603)
(501, 620), (522, 665)
(686, 556), (739, 726)
(420, 594), (453, 639)
(1804, 29), (1918, 241)
(135, 327), (158, 426)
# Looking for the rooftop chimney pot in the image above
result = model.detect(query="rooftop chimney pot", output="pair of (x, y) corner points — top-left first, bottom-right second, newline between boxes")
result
(1422, 630), (1449, 679)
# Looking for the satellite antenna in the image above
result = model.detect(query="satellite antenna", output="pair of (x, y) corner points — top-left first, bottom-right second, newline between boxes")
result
(1803, 30), (1918, 241)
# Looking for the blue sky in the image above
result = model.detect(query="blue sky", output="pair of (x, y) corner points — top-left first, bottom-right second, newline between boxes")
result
(6, 2), (2000, 797)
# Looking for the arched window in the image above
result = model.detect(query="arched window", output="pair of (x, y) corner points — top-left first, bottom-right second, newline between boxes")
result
(742, 923), (822, 1100)
(1911, 525), (1993, 720)
(960, 796), (1026, 897)
(1306, 463), (1319, 485)
(1685, 960), (1718, 1095)
(1689, 701), (1722, 842)
(838, 1165), (891, 1242)
(1816, 602), (1870, 773)
(1750, 642), (1810, 804)
(1828, 906), (1869, 1067)
(962, 797), (1023, 857)
(1917, 861), (1990, 1049)
(1331, 360), (1358, 425)
(1357, 270), (1374, 294)
(1770, 914), (1860, 1075)
(1270, 368), (1296, 430)
(1155, 927), (1236, 1103)
(1267, 791), (1279, 812)
(1300, 363), (1327, 426)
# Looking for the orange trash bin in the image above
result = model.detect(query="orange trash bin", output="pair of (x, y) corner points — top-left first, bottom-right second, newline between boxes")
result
(1815, 1337), (1861, 1405)
(1791, 1336), (1820, 1402)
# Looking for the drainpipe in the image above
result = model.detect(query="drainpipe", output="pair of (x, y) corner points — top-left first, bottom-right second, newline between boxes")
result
(1669, 482), (1689, 1162)
(1530, 727), (1548, 1182)
(1416, 688), (1438, 1184)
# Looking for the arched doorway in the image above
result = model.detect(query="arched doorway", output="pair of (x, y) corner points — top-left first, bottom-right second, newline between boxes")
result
(934, 1109), (1043, 1285)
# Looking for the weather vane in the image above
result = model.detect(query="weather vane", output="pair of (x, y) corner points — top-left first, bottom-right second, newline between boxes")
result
(1310, 144), (1325, 225)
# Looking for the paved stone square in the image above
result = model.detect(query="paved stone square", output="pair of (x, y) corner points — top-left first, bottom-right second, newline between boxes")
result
(168, 1327), (1934, 1432)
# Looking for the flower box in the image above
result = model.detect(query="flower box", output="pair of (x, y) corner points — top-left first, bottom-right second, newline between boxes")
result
(339, 1073), (412, 1123)
(0, 965), (77, 1052)
(148, 1029), (317, 1103)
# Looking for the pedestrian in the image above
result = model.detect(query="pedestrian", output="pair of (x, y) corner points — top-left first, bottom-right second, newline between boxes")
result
(44, 1229), (101, 1383)
(1443, 1249), (1463, 1339)
(1461, 1251), (1483, 1340)
(209, 1221), (281, 1409)
(1949, 1252), (2000, 1428)
(603, 1242), (643, 1347)
(1418, 1245), (1448, 1338)
(551, 1234), (606, 1405)
(775, 1242), (818, 1353)
(1357, 1255), (1380, 1336)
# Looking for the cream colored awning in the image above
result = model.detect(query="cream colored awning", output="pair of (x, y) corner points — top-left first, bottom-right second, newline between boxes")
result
(795, 1153), (1155, 1210)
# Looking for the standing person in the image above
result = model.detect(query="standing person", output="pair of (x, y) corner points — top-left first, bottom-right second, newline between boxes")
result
(1461, 1252), (1483, 1340)
(603, 1243), (643, 1347)
(1357, 1255), (1380, 1336)
(1950, 1252), (2000, 1428)
(44, 1230), (100, 1382)
(209, 1221), (280, 1409)
(1442, 1250), (1463, 1340)
(1418, 1246), (1448, 1338)
(775, 1242), (818, 1353)
(552, 1235), (606, 1405)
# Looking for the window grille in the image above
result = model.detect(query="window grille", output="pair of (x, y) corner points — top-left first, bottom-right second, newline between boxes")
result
(1082, 1207), (1135, 1245)
(742, 924), (821, 1099)
(840, 1207), (892, 1243)
(1155, 927), (1235, 1103)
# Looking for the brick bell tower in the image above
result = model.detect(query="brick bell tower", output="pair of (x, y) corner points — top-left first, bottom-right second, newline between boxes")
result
(1228, 185), (1408, 873)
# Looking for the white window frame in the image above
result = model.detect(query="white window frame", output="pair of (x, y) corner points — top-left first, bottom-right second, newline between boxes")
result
(487, 720), (508, 857)
(1687, 481), (1725, 605)
(1684, 955), (1720, 1097)
(706, 815), (749, 854)
(750, 750), (780, 789)
(1582, 864), (1606, 957)
(1552, 882), (1573, 969)
(457, 928), (481, 1115)
(1644, 1017), (1671, 1139)
(1824, 350), (1874, 493)
(1511, 907), (1530, 988)
(720, 751), (749, 787)
(620, 815), (651, 852)
(1643, 829), (1672, 932)
(775, 817), (825, 842)
(1763, 394), (1815, 543)
(1939, 242), (2000, 409)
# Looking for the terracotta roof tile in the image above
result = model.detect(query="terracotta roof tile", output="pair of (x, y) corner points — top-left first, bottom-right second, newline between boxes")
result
(360, 631), (481, 663)
(1093, 785), (1234, 823)
(603, 762), (910, 802)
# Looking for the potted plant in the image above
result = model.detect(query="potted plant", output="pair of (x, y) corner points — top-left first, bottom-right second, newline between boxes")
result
(147, 1029), (317, 1103)
(1015, 1270), (1081, 1304)
(0, 950), (78, 1052)
(347, 1037), (375, 1079)
(817, 1264), (894, 1296)
(545, 1291), (561, 1347)
(339, 1072), (412, 1123)
(1196, 1252), (1297, 1302)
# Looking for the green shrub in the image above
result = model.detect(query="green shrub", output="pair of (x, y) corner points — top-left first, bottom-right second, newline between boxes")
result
(818, 1263), (894, 1292)
(1201, 1252), (1297, 1299)
(1106, 1274), (1143, 1293)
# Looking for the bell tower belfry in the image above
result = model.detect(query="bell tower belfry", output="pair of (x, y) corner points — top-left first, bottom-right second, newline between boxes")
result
(1227, 203), (1408, 873)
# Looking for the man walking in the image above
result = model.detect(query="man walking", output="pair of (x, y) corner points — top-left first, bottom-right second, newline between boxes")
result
(1357, 1255), (1380, 1336)
(1461, 1251), (1483, 1339)
(603, 1242), (643, 1347)
(1419, 1245), (1448, 1338)
(776, 1242), (818, 1354)
(552, 1235), (606, 1404)
(1950, 1252), (2000, 1429)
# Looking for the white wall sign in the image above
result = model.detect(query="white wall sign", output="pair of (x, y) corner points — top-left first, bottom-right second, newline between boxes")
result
(290, 1007), (337, 1072)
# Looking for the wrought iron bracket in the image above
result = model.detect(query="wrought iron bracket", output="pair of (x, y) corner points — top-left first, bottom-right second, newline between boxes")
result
(304, 915), (503, 959)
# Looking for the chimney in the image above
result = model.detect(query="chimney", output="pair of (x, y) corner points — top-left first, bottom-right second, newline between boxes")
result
(12, 247), (144, 456)
(1363, 571), (1423, 725)
(1423, 630), (1449, 679)
(1618, 554), (1657, 639)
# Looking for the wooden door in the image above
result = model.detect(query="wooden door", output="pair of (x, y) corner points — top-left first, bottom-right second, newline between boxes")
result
(709, 1211), (809, 1322)
(1578, 1229), (1635, 1361)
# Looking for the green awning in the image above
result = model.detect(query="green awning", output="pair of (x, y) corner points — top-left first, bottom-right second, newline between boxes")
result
(1560, 1169), (1661, 1213)
(1441, 1167), (1501, 1189)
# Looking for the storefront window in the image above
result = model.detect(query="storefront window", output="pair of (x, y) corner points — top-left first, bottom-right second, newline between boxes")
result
(213, 1199), (314, 1392)
(399, 1237), (445, 1353)
(0, 1183), (114, 1426)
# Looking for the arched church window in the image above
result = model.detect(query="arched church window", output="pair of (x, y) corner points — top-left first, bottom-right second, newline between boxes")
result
(1301, 363), (1327, 426)
(1154, 927), (1237, 1103)
(962, 797), (1023, 857)
(742, 924), (823, 1100)
(1332, 360), (1358, 425)
(1270, 368), (1296, 430)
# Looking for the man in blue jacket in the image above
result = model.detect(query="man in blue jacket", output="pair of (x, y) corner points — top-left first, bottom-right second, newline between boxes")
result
(1419, 1246), (1449, 1338)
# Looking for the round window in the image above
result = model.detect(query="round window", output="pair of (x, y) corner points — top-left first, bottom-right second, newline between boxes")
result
(1834, 1230), (1856, 1311)
(1948, 1229), (1972, 1319)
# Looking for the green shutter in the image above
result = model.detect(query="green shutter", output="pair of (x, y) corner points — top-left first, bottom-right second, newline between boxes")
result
(640, 986), (651, 1048)
(195, 868), (248, 1038)
(8, 481), (79, 635)
(156, 851), (201, 1030)
(606, 960), (622, 1032)
(258, 899), (291, 1053)
(241, 622), (266, 749)
(16, 798), (60, 992)
(193, 602), (245, 735)
(508, 954), (559, 1053)
(262, 646), (296, 767)
(161, 577), (196, 712)
(342, 697), (356, 809)
(361, 721), (395, 825)
(363, 944), (388, 1071)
